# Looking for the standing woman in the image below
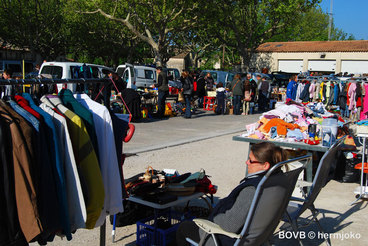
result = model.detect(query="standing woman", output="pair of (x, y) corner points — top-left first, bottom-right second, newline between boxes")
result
(180, 71), (193, 118)
(242, 79), (252, 115)
(230, 74), (244, 115)
(196, 74), (206, 108)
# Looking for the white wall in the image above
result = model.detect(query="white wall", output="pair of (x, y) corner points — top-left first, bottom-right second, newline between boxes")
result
(252, 51), (368, 74)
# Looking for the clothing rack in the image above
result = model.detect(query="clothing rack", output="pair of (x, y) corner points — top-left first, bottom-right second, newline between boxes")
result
(0, 77), (109, 85)
(0, 77), (110, 246)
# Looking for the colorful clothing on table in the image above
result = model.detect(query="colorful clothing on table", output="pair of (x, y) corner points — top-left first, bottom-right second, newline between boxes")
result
(261, 118), (301, 136)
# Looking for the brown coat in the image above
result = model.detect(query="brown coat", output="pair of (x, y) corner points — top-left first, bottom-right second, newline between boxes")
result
(0, 101), (42, 242)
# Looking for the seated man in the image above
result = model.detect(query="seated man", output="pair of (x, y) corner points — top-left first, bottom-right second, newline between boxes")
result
(176, 142), (287, 245)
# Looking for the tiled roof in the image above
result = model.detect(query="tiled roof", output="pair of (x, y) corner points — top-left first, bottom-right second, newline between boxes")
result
(256, 40), (368, 53)
(171, 52), (188, 59)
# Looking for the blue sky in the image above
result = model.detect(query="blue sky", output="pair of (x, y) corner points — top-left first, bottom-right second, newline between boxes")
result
(319, 0), (367, 40)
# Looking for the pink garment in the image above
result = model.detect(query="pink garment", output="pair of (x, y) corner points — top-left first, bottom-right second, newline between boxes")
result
(361, 83), (368, 120)
(309, 82), (316, 100)
(348, 82), (357, 111)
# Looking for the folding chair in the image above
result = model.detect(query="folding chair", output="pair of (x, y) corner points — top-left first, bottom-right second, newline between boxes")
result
(283, 137), (345, 246)
(186, 155), (312, 246)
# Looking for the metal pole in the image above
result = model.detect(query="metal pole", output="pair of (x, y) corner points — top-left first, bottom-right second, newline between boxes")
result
(328, 0), (333, 41)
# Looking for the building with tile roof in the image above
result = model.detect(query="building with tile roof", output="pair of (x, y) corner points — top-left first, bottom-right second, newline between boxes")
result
(251, 40), (368, 74)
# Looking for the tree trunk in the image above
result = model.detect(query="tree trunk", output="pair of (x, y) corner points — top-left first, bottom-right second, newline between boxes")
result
(154, 49), (163, 67)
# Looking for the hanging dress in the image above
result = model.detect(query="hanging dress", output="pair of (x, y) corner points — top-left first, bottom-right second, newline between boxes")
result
(361, 83), (368, 120)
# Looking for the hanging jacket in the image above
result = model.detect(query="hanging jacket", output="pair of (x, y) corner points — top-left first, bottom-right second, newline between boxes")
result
(327, 83), (335, 106)
(0, 101), (42, 242)
(10, 99), (62, 243)
(333, 83), (339, 105)
(315, 82), (321, 101)
(338, 83), (347, 110)
(45, 95), (105, 229)
(356, 82), (362, 108)
(299, 82), (310, 103)
(0, 116), (28, 246)
(309, 82), (316, 101)
(295, 83), (304, 103)
(348, 82), (357, 111)
(22, 93), (72, 240)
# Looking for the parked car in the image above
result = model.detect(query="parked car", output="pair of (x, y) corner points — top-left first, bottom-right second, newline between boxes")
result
(116, 64), (156, 90)
(164, 67), (182, 95)
(200, 70), (234, 87)
(40, 61), (113, 92)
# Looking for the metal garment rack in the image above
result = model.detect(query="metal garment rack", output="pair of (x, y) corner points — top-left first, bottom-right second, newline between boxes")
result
(0, 77), (110, 246)
(351, 134), (368, 205)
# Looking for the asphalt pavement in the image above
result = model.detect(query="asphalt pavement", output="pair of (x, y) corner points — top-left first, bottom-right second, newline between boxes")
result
(124, 109), (261, 154)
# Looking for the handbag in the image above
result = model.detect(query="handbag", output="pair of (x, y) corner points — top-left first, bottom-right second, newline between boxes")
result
(178, 92), (185, 102)
(244, 91), (251, 101)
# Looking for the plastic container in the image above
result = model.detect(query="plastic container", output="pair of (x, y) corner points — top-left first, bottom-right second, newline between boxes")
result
(136, 211), (193, 246)
(322, 126), (332, 147)
(322, 118), (338, 146)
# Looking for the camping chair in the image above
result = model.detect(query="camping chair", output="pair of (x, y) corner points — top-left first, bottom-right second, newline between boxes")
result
(186, 155), (312, 246)
(283, 137), (345, 246)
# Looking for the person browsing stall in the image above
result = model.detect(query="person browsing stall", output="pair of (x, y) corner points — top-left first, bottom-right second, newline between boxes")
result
(180, 71), (194, 118)
(286, 75), (298, 100)
(176, 142), (287, 246)
(153, 66), (169, 118)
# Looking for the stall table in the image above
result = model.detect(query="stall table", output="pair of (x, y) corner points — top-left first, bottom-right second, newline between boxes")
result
(232, 135), (329, 183)
(125, 192), (213, 245)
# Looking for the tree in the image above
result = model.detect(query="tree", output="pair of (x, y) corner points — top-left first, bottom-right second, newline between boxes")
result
(203, 0), (320, 71)
(0, 0), (68, 60)
(75, 0), (200, 66)
(270, 6), (355, 42)
(65, 1), (151, 67)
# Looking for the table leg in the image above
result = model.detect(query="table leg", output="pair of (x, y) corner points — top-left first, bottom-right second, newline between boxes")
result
(305, 151), (314, 194)
(99, 219), (106, 246)
(153, 209), (158, 246)
(244, 142), (250, 177)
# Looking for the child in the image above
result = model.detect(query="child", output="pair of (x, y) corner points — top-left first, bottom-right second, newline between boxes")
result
(215, 82), (226, 114)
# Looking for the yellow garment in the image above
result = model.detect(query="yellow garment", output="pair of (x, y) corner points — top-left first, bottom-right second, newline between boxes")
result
(63, 110), (105, 229)
(257, 117), (270, 133)
(319, 82), (324, 100)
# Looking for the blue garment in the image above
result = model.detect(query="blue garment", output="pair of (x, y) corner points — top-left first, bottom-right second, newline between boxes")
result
(8, 100), (40, 132)
(198, 96), (204, 108)
(333, 84), (339, 105)
(184, 95), (192, 118)
(233, 95), (242, 115)
(270, 126), (278, 139)
(357, 119), (368, 125)
(286, 80), (297, 100)
(22, 93), (72, 240)
(286, 128), (304, 141)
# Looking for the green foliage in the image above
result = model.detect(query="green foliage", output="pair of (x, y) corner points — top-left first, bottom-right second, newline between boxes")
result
(200, 0), (321, 70)
(270, 7), (355, 41)
(0, 0), (356, 71)
(0, 0), (69, 60)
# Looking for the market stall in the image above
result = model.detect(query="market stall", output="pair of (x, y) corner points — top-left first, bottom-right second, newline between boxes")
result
(233, 101), (354, 182)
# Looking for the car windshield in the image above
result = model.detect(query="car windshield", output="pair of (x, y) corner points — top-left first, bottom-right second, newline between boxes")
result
(40, 65), (63, 79)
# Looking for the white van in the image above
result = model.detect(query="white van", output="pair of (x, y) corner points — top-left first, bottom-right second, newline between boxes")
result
(40, 61), (114, 92)
(116, 64), (156, 89)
